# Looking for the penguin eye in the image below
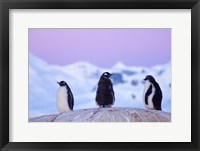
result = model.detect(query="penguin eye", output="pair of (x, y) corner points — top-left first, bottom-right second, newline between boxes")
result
(104, 72), (110, 76)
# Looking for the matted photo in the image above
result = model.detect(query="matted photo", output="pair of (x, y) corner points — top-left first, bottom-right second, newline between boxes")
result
(2, 0), (199, 149)
(29, 28), (171, 122)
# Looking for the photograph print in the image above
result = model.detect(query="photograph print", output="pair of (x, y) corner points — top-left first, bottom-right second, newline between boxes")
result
(29, 28), (171, 122)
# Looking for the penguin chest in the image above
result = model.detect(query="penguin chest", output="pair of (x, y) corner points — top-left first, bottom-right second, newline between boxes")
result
(143, 81), (156, 109)
(57, 87), (71, 113)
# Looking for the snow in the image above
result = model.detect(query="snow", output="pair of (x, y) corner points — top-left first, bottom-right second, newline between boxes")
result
(29, 53), (171, 118)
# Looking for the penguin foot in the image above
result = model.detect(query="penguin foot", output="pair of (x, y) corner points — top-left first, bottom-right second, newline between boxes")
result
(99, 105), (112, 108)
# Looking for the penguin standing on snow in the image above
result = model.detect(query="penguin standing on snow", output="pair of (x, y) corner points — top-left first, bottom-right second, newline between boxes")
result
(96, 72), (115, 107)
(143, 75), (162, 110)
(57, 81), (74, 113)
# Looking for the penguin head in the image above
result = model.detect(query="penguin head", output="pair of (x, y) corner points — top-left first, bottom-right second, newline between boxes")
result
(57, 81), (67, 86)
(143, 75), (156, 83)
(101, 72), (112, 79)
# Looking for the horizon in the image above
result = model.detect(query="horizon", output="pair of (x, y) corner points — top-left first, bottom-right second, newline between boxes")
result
(30, 52), (171, 68)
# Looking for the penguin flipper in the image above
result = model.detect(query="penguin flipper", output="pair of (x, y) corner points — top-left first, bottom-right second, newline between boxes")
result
(95, 84), (105, 106)
(67, 89), (74, 111)
(111, 86), (115, 104)
(152, 82), (162, 110)
(145, 85), (152, 105)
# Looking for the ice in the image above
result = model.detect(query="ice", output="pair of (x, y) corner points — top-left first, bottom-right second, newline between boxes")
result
(29, 53), (171, 117)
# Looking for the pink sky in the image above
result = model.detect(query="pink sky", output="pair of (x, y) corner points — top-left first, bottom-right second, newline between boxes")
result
(29, 28), (171, 68)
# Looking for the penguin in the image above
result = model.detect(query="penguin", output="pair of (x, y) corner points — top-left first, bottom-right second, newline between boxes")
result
(56, 81), (74, 113)
(95, 72), (115, 107)
(143, 75), (162, 110)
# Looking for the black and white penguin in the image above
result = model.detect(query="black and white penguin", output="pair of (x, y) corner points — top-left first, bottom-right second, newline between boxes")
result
(57, 81), (74, 113)
(143, 75), (162, 110)
(95, 72), (115, 107)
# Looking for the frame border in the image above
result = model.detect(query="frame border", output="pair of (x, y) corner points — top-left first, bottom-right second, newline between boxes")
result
(0, 0), (199, 151)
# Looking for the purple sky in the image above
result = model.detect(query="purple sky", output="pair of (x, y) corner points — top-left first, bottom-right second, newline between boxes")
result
(29, 29), (171, 68)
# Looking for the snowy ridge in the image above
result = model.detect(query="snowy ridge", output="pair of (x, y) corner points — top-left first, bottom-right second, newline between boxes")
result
(29, 53), (171, 118)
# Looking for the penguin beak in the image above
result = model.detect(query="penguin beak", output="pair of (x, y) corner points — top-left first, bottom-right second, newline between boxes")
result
(143, 78), (147, 81)
(110, 73), (114, 77)
(57, 82), (60, 85)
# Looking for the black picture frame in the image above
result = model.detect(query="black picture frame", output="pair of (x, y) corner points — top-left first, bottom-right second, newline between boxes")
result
(0, 0), (199, 151)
